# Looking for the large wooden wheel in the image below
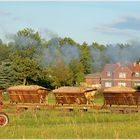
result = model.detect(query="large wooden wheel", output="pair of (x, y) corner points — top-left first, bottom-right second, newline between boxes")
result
(0, 112), (9, 126)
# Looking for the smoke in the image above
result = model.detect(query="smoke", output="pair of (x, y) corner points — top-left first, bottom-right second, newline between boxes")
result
(90, 47), (103, 71)
(5, 32), (42, 64)
(90, 46), (110, 72)
(41, 38), (62, 66)
(41, 38), (80, 67)
(6, 33), (38, 48)
(5, 29), (140, 71)
(105, 40), (140, 64)
(90, 40), (140, 72)
(39, 28), (59, 41)
(61, 44), (80, 64)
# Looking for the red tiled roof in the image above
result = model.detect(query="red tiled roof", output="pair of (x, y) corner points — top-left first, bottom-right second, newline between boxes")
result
(103, 63), (119, 71)
(129, 63), (140, 72)
(85, 73), (101, 78)
(115, 64), (132, 73)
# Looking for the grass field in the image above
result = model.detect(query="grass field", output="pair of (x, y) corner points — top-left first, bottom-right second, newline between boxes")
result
(1, 93), (140, 139)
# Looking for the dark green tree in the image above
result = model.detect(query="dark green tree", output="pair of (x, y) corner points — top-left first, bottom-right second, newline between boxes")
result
(0, 44), (12, 63)
(10, 28), (43, 85)
(68, 59), (84, 86)
(91, 42), (106, 51)
(0, 60), (20, 88)
(48, 59), (71, 88)
(11, 55), (41, 85)
(80, 42), (92, 74)
(59, 37), (80, 47)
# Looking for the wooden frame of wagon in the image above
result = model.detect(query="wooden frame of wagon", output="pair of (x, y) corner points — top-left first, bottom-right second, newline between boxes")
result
(6, 85), (48, 111)
(102, 86), (140, 113)
(2, 85), (140, 116)
(1, 85), (99, 112)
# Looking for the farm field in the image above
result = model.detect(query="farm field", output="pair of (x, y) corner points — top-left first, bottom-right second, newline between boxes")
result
(1, 93), (140, 139)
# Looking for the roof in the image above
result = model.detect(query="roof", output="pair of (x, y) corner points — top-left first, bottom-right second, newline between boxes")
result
(53, 86), (95, 94)
(129, 63), (140, 72)
(103, 64), (119, 72)
(103, 86), (136, 93)
(115, 64), (132, 73)
(85, 73), (101, 79)
(8, 85), (47, 91)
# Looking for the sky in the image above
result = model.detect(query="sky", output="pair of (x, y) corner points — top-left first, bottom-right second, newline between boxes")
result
(0, 1), (140, 45)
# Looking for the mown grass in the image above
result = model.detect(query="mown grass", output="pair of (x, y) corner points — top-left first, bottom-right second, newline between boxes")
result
(0, 92), (140, 139)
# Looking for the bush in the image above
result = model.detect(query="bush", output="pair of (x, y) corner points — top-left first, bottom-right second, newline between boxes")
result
(133, 85), (140, 90)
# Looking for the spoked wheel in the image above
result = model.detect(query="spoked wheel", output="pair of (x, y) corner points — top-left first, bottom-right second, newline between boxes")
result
(0, 112), (9, 126)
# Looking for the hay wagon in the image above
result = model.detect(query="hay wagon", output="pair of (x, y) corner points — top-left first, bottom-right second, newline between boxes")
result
(6, 85), (97, 111)
(102, 86), (140, 113)
(52, 86), (98, 111)
(7, 85), (48, 110)
(1, 84), (140, 126)
(0, 85), (48, 126)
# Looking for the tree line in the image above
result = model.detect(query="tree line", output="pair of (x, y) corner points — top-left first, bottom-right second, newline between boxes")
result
(0, 28), (138, 89)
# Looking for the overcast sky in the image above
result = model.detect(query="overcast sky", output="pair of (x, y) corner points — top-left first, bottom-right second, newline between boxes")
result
(0, 1), (140, 44)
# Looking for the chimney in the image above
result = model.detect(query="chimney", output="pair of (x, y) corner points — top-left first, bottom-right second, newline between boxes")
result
(117, 62), (121, 66)
(133, 62), (136, 66)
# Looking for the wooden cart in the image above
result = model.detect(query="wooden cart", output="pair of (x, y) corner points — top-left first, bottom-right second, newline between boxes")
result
(7, 85), (48, 110)
(52, 86), (98, 111)
(102, 86), (140, 113)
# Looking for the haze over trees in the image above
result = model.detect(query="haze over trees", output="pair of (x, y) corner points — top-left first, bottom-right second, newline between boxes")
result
(0, 28), (140, 89)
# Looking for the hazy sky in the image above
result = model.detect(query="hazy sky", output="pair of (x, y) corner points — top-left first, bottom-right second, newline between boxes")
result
(0, 1), (140, 44)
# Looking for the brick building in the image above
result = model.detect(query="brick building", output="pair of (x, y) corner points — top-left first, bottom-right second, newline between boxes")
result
(85, 73), (101, 85)
(101, 63), (140, 88)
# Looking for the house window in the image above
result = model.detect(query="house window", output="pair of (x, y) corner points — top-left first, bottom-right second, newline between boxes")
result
(119, 72), (126, 78)
(134, 82), (140, 86)
(105, 82), (112, 87)
(135, 72), (139, 77)
(107, 71), (112, 77)
(118, 82), (126, 87)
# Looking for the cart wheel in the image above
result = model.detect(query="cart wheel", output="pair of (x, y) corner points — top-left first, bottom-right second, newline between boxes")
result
(0, 112), (9, 126)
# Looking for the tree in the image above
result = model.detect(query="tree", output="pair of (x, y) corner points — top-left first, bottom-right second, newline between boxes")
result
(0, 60), (19, 88)
(68, 59), (84, 86)
(91, 42), (106, 51)
(90, 42), (109, 72)
(0, 44), (12, 63)
(80, 42), (92, 74)
(59, 37), (80, 47)
(10, 28), (43, 85)
(16, 28), (42, 59)
(48, 59), (71, 88)
(10, 54), (41, 85)
(17, 28), (42, 45)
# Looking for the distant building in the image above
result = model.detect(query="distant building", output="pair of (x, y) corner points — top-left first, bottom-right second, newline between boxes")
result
(101, 63), (140, 88)
(101, 63), (119, 88)
(85, 73), (101, 85)
(130, 63), (140, 87)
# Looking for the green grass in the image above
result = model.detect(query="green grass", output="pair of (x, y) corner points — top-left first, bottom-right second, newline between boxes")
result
(1, 110), (140, 139)
(1, 92), (140, 139)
